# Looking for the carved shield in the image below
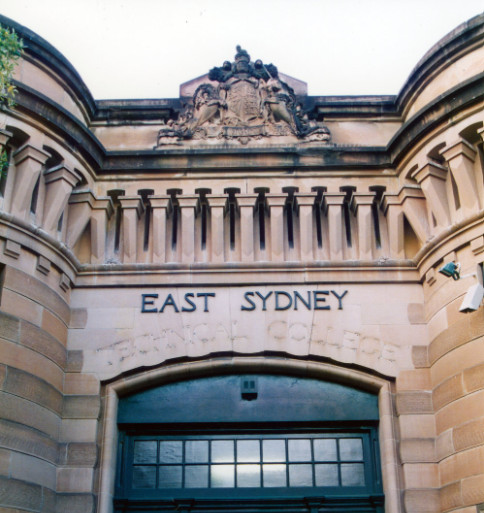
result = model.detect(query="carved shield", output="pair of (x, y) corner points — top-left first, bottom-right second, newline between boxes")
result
(225, 79), (261, 123)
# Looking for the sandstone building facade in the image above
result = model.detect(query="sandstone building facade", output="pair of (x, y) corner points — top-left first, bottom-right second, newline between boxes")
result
(0, 13), (483, 513)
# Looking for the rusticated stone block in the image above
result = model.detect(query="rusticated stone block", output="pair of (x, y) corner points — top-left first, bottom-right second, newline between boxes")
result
(429, 316), (471, 365)
(56, 493), (94, 513)
(64, 373), (100, 395)
(3, 266), (70, 325)
(0, 447), (11, 476)
(57, 467), (94, 492)
(10, 451), (56, 489)
(436, 390), (484, 434)
(0, 288), (43, 326)
(0, 391), (60, 439)
(0, 364), (5, 388)
(59, 419), (97, 443)
(41, 487), (56, 513)
(399, 414), (436, 438)
(412, 345), (429, 368)
(0, 337), (63, 391)
(463, 362), (484, 393)
(0, 311), (20, 343)
(396, 391), (433, 414)
(66, 443), (98, 466)
(396, 369), (431, 391)
(453, 418), (484, 452)
(403, 463), (438, 488)
(440, 481), (463, 511)
(440, 446), (484, 485)
(0, 419), (58, 463)
(41, 308), (67, 345)
(63, 395), (101, 419)
(404, 489), (440, 513)
(0, 475), (42, 511)
(469, 310), (484, 340)
(408, 303), (426, 324)
(3, 367), (63, 415)
(400, 438), (436, 463)
(462, 474), (484, 507)
(433, 374), (465, 410)
(436, 430), (454, 461)
(69, 308), (87, 329)
(66, 351), (83, 372)
(20, 320), (67, 369)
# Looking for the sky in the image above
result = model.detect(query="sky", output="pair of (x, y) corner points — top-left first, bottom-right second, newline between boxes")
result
(0, 0), (483, 100)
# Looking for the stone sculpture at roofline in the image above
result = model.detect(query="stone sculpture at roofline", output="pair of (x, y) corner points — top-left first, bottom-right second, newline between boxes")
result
(156, 46), (331, 146)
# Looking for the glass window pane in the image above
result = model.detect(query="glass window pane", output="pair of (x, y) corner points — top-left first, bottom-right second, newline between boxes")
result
(158, 466), (182, 488)
(212, 440), (234, 462)
(159, 441), (183, 463)
(313, 439), (337, 461)
(237, 440), (260, 462)
(185, 465), (209, 488)
(339, 439), (363, 461)
(263, 440), (285, 462)
(288, 439), (311, 461)
(211, 464), (235, 487)
(263, 464), (286, 487)
(289, 464), (313, 486)
(186, 441), (209, 463)
(315, 464), (339, 486)
(132, 466), (156, 488)
(237, 464), (261, 487)
(341, 463), (365, 486)
(133, 441), (157, 463)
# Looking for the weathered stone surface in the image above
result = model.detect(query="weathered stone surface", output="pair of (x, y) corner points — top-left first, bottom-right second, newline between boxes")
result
(2, 266), (70, 325)
(66, 443), (98, 466)
(62, 395), (100, 419)
(2, 367), (63, 415)
(20, 320), (67, 369)
(55, 493), (95, 513)
(0, 475), (43, 511)
(396, 391), (433, 415)
(0, 419), (58, 463)
(0, 311), (20, 343)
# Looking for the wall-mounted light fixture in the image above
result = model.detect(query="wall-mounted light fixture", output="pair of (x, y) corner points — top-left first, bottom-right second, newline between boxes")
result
(439, 261), (461, 280)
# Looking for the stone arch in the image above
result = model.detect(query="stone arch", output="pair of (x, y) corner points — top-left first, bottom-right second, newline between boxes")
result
(97, 356), (402, 513)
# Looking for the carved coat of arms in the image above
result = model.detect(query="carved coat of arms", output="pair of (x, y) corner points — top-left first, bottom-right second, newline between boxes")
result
(156, 46), (331, 146)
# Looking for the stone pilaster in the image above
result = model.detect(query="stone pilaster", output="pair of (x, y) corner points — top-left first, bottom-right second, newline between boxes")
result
(266, 194), (287, 262)
(42, 164), (82, 234)
(207, 195), (228, 264)
(412, 161), (450, 229)
(296, 193), (317, 261)
(119, 196), (144, 264)
(149, 196), (170, 263)
(11, 144), (50, 220)
(236, 194), (258, 263)
(322, 193), (346, 261)
(351, 192), (376, 260)
(177, 196), (199, 264)
(442, 140), (480, 215)
(90, 197), (114, 264)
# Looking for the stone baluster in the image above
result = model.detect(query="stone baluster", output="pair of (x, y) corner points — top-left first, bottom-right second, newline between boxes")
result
(411, 161), (450, 229)
(295, 192), (317, 261)
(10, 144), (50, 220)
(90, 198), (114, 264)
(149, 196), (170, 263)
(235, 194), (258, 263)
(42, 164), (82, 234)
(207, 194), (228, 264)
(178, 195), (199, 264)
(322, 193), (346, 260)
(119, 196), (144, 264)
(351, 192), (376, 260)
(441, 139), (480, 214)
(266, 194), (287, 262)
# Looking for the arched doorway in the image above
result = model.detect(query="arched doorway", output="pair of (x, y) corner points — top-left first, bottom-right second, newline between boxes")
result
(112, 371), (384, 513)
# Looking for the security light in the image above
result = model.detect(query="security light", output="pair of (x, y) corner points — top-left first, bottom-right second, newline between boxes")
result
(459, 283), (484, 313)
(439, 262), (461, 280)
